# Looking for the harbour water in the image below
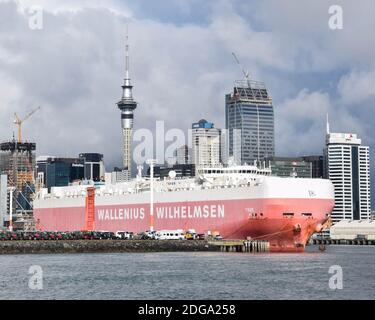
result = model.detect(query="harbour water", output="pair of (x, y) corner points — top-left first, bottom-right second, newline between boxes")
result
(0, 245), (374, 300)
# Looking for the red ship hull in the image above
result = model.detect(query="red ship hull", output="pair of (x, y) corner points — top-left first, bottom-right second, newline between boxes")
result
(34, 197), (334, 252)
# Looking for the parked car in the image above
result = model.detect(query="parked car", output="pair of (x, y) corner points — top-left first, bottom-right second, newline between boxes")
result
(196, 234), (206, 240)
(96, 231), (116, 240)
(0, 232), (10, 241)
(136, 232), (149, 240)
(9, 232), (19, 241)
(145, 230), (157, 240)
(116, 231), (134, 240)
(70, 231), (84, 240)
(185, 230), (198, 240)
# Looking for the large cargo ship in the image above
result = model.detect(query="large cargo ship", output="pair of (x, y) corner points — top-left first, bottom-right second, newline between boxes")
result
(33, 165), (335, 252)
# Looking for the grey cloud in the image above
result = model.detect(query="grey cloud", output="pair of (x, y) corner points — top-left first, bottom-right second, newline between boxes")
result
(338, 69), (375, 106)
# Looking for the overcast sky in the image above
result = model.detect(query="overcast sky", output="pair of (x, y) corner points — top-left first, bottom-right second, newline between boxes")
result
(1, 0), (375, 198)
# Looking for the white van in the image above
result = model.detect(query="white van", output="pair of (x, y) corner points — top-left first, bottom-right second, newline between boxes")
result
(155, 230), (185, 240)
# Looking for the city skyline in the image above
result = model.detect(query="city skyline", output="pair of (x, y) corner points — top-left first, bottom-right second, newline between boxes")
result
(0, 0), (374, 201)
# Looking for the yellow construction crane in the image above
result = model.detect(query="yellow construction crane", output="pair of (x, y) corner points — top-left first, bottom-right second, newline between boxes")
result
(14, 106), (41, 143)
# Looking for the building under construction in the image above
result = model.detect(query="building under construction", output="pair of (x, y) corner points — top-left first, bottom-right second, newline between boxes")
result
(0, 140), (36, 230)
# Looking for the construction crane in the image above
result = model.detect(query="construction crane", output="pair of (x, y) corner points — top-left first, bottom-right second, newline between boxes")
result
(232, 52), (251, 86)
(14, 106), (41, 143)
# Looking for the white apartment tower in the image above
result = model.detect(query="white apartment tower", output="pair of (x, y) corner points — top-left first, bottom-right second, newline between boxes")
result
(192, 120), (221, 170)
(325, 123), (371, 222)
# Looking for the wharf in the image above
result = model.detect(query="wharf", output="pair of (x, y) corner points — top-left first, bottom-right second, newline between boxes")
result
(311, 239), (375, 246)
(0, 240), (219, 255)
(0, 239), (272, 255)
(208, 240), (270, 253)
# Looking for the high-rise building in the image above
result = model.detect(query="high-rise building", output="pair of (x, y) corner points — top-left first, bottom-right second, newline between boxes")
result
(0, 141), (36, 214)
(117, 29), (137, 176)
(107, 167), (131, 184)
(79, 153), (105, 182)
(192, 120), (221, 170)
(225, 80), (275, 165)
(36, 156), (85, 190)
(301, 155), (324, 179)
(174, 145), (191, 165)
(325, 131), (371, 222)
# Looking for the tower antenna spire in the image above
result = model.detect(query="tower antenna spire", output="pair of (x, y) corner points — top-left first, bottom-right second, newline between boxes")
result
(125, 24), (130, 80)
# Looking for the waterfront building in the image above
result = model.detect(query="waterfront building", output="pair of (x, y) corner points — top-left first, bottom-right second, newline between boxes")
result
(192, 120), (221, 170)
(106, 167), (132, 184)
(36, 156), (85, 190)
(0, 141), (36, 214)
(265, 157), (312, 178)
(324, 131), (371, 222)
(301, 155), (324, 178)
(330, 220), (375, 240)
(225, 79), (275, 165)
(174, 145), (191, 165)
(79, 153), (105, 182)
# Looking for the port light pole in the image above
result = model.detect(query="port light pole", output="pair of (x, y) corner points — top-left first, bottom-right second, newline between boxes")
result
(147, 159), (157, 232)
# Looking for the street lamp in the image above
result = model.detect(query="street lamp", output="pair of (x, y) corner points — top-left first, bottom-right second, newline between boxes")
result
(146, 159), (157, 232)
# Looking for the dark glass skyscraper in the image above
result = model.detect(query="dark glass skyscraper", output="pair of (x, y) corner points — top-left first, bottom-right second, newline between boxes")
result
(36, 157), (85, 190)
(225, 80), (275, 165)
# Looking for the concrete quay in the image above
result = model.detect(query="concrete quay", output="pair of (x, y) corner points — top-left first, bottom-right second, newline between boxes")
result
(0, 240), (220, 255)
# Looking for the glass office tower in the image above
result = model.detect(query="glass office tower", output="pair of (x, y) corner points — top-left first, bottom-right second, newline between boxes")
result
(225, 80), (275, 165)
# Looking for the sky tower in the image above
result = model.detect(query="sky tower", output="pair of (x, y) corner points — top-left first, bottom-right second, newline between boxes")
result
(117, 28), (137, 173)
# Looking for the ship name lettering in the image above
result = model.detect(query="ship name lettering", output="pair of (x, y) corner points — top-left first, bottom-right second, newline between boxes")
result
(97, 207), (145, 221)
(181, 206), (187, 219)
(118, 208), (124, 220)
(174, 207), (180, 219)
(155, 205), (224, 220)
(188, 206), (193, 219)
(203, 205), (209, 218)
(194, 206), (202, 218)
